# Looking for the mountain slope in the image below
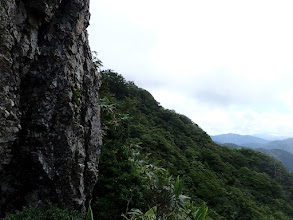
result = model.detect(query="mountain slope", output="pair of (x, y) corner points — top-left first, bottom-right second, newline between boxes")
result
(93, 70), (293, 220)
(220, 143), (293, 172)
(263, 138), (293, 154)
(256, 148), (293, 172)
(211, 133), (269, 147)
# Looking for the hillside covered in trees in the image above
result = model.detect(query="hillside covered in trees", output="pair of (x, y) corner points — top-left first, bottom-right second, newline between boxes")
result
(3, 66), (293, 220)
(92, 69), (293, 220)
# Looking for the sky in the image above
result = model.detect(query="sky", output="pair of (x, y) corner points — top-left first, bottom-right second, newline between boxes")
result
(88, 0), (293, 136)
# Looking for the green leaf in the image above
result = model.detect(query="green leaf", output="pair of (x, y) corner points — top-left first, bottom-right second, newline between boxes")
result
(144, 206), (157, 217)
(174, 176), (183, 198)
(193, 203), (208, 220)
(128, 208), (144, 216)
(85, 201), (94, 220)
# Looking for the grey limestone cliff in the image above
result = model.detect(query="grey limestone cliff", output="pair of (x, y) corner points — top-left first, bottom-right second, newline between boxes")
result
(0, 0), (102, 216)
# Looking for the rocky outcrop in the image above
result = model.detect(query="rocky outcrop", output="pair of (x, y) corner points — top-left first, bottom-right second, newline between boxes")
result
(0, 0), (102, 216)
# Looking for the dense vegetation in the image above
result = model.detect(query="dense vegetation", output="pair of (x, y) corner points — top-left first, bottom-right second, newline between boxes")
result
(255, 148), (293, 172)
(3, 63), (293, 220)
(92, 69), (293, 220)
(2, 203), (83, 220)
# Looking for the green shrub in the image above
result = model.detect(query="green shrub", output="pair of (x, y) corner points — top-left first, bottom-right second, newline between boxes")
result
(2, 202), (83, 220)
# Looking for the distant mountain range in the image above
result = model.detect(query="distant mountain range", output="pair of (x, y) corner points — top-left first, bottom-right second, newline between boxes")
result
(211, 133), (269, 148)
(252, 134), (291, 141)
(262, 138), (293, 154)
(211, 133), (293, 153)
(212, 133), (293, 172)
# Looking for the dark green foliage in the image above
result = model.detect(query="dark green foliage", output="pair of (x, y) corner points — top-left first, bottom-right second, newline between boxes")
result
(256, 148), (293, 172)
(2, 202), (82, 220)
(121, 146), (208, 220)
(92, 143), (147, 220)
(219, 140), (293, 172)
(94, 69), (293, 219)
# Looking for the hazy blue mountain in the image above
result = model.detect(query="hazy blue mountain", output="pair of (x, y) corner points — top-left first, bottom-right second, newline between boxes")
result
(252, 134), (291, 141)
(211, 133), (293, 151)
(262, 138), (293, 154)
(256, 148), (293, 172)
(211, 133), (270, 147)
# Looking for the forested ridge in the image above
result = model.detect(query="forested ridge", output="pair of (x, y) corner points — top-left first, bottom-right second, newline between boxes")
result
(93, 69), (293, 220)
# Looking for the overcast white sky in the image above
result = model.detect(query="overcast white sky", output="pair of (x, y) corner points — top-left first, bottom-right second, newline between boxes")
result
(88, 0), (293, 136)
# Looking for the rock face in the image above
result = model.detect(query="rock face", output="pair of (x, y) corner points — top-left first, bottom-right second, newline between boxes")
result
(0, 0), (102, 216)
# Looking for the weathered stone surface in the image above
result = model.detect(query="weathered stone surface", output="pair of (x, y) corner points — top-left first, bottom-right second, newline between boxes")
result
(0, 0), (102, 216)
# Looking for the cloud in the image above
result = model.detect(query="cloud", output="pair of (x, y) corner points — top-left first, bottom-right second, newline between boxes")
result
(89, 0), (293, 136)
(152, 88), (293, 136)
(88, 2), (159, 88)
(280, 91), (293, 108)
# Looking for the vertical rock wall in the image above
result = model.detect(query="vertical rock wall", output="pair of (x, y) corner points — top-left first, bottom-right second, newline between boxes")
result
(0, 0), (102, 216)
